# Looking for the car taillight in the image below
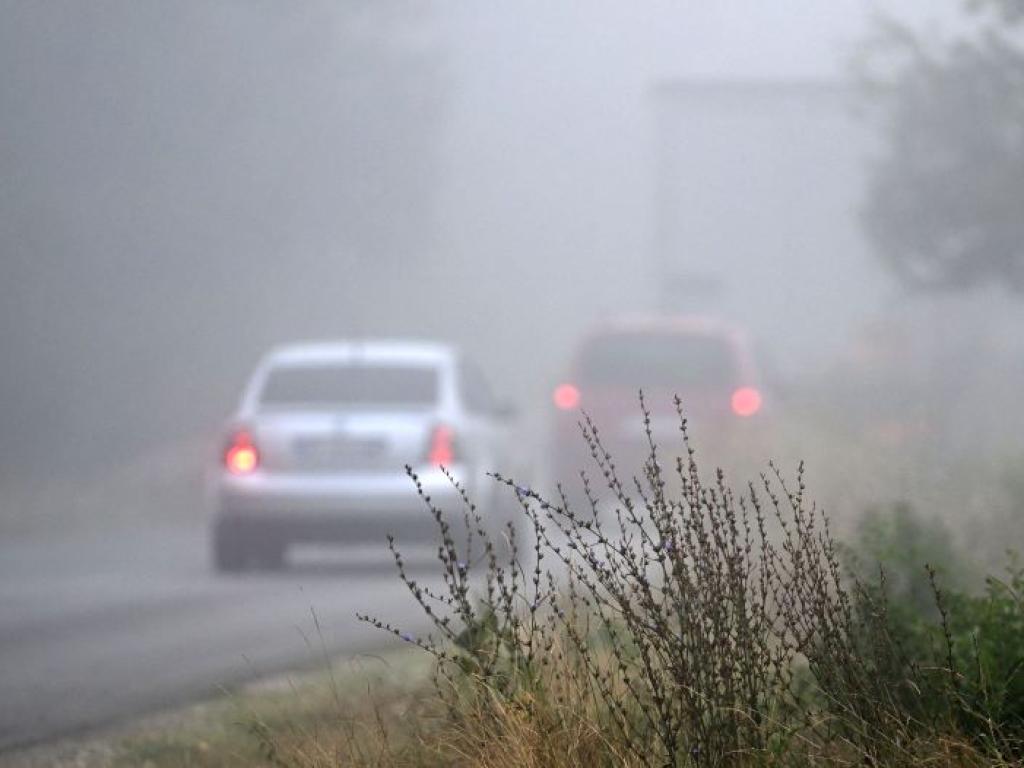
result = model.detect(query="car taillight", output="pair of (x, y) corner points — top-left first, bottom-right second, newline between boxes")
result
(225, 431), (259, 475)
(730, 387), (762, 417)
(427, 425), (455, 466)
(553, 383), (580, 410)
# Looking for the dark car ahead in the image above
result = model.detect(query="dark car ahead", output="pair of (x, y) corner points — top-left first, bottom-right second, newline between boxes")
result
(549, 315), (766, 490)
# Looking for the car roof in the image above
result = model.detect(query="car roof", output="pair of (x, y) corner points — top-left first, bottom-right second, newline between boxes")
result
(262, 340), (457, 368)
(569, 315), (759, 381)
(583, 314), (745, 341)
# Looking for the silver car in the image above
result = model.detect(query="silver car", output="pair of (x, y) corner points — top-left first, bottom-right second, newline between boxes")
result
(211, 340), (521, 571)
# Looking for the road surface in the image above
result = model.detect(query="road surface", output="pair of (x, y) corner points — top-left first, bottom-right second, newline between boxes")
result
(0, 518), (439, 753)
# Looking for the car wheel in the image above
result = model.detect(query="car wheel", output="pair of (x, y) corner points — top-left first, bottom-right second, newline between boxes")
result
(254, 538), (287, 571)
(212, 520), (248, 573)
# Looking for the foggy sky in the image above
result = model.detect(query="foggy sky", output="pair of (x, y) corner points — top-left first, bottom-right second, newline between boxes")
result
(0, 0), (980, 486)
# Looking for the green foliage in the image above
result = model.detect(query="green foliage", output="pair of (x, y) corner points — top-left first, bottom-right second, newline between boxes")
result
(847, 502), (1024, 756)
(943, 559), (1024, 748)
(849, 502), (967, 615)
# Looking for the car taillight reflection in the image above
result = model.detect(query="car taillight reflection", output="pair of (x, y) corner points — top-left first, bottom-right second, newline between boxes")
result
(225, 432), (259, 475)
(553, 383), (580, 410)
(730, 387), (762, 417)
(428, 425), (455, 466)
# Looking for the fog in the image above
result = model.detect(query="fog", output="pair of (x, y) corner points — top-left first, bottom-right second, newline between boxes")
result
(0, 0), (977, 479)
(2, 0), (1023, 752)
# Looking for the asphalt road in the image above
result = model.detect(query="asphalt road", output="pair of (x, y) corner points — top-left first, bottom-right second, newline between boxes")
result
(0, 518), (439, 753)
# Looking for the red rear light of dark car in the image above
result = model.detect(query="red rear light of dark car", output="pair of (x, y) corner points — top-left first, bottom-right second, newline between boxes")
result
(427, 425), (455, 466)
(224, 431), (259, 475)
(553, 383), (580, 410)
(730, 387), (762, 417)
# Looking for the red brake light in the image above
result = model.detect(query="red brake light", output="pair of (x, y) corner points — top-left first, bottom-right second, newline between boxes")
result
(225, 432), (259, 475)
(553, 383), (580, 410)
(731, 387), (762, 417)
(428, 425), (454, 466)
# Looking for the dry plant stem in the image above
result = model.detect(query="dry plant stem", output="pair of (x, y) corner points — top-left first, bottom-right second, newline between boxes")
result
(360, 393), (1016, 767)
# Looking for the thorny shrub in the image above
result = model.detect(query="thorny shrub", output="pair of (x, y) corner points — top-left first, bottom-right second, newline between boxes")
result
(360, 394), (1022, 766)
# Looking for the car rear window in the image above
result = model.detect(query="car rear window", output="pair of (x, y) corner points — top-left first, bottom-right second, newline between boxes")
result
(578, 332), (738, 389)
(258, 365), (439, 409)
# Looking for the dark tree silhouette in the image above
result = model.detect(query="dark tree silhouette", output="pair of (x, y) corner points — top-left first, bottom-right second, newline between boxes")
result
(862, 5), (1024, 292)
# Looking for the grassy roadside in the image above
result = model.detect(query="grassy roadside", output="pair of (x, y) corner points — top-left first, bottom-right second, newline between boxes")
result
(6, 408), (1022, 767)
(2, 648), (432, 768)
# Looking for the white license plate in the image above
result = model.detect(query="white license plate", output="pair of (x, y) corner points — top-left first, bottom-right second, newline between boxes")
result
(293, 437), (385, 467)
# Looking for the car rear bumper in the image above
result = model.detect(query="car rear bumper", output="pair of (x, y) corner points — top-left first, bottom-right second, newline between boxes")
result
(213, 466), (472, 543)
(550, 416), (767, 488)
(214, 511), (451, 544)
